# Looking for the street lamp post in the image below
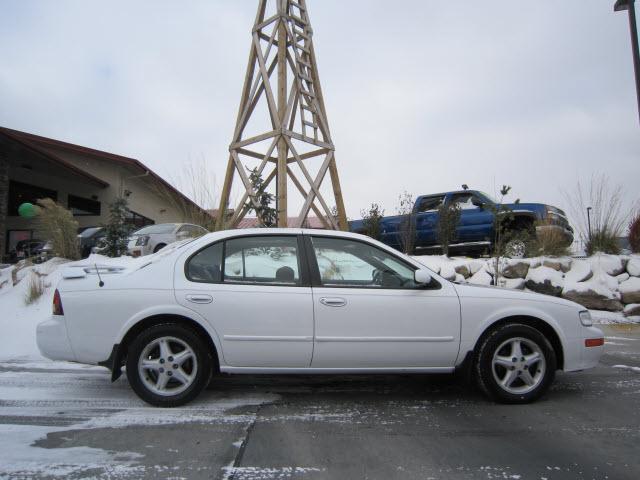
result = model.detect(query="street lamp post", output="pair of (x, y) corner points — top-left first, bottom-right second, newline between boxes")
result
(587, 207), (593, 243)
(615, 0), (640, 124)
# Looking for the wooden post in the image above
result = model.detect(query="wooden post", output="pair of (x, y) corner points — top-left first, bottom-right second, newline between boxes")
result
(276, 5), (288, 227)
(219, 0), (347, 230)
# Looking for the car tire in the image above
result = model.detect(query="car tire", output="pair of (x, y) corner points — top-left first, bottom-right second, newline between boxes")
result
(153, 244), (167, 253)
(126, 324), (212, 407)
(475, 323), (556, 404)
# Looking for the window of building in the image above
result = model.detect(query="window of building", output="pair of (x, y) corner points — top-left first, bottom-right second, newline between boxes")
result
(126, 210), (154, 229)
(68, 194), (101, 216)
(8, 181), (57, 216)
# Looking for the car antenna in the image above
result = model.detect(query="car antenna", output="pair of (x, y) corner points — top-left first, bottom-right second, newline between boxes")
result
(94, 263), (104, 287)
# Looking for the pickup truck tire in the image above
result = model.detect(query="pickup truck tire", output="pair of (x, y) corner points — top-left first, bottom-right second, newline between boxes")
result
(126, 324), (212, 407)
(153, 243), (167, 253)
(475, 323), (556, 404)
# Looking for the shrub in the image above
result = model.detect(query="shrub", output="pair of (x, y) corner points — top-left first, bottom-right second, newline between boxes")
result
(437, 201), (461, 256)
(563, 174), (635, 249)
(35, 198), (80, 260)
(527, 219), (570, 257)
(586, 226), (621, 255)
(360, 203), (385, 241)
(24, 271), (46, 305)
(630, 213), (640, 253)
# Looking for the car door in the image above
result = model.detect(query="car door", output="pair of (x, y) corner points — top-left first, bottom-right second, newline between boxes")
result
(175, 234), (314, 368)
(414, 195), (445, 248)
(447, 192), (494, 243)
(306, 235), (461, 369)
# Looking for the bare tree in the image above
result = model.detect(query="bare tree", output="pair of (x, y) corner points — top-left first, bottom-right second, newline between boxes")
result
(152, 159), (220, 231)
(395, 191), (415, 254)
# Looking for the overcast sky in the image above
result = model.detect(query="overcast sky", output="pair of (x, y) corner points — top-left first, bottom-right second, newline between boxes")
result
(1, 0), (639, 229)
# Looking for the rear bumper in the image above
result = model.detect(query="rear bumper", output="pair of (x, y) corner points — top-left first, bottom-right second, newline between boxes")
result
(36, 315), (76, 362)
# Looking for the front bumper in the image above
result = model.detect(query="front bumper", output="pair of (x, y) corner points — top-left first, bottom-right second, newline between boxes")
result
(564, 325), (604, 371)
(536, 224), (574, 246)
(36, 315), (76, 362)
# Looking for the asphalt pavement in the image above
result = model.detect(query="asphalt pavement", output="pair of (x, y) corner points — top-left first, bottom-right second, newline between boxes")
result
(1, 323), (639, 480)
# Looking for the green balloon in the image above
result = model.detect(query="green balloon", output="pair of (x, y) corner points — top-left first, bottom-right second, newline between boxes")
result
(18, 202), (36, 219)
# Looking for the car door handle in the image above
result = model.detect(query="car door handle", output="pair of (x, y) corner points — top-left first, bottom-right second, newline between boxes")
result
(319, 297), (347, 307)
(185, 294), (213, 304)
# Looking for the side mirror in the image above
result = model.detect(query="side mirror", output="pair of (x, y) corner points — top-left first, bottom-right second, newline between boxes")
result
(414, 269), (432, 285)
(471, 197), (484, 208)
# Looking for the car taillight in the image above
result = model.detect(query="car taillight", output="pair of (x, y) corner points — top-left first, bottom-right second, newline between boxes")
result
(53, 289), (64, 316)
(585, 338), (604, 347)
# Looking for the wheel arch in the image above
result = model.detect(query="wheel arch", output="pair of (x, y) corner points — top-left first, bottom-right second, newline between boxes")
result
(102, 313), (220, 382)
(473, 315), (564, 370)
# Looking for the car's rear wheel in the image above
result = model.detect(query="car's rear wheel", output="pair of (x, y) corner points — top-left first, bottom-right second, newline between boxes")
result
(126, 324), (212, 407)
(475, 323), (556, 403)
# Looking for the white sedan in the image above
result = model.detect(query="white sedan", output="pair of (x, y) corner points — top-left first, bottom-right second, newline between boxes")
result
(37, 229), (603, 407)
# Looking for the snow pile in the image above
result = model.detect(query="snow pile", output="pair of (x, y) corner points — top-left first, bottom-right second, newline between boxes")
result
(0, 255), (144, 363)
(412, 252), (640, 317)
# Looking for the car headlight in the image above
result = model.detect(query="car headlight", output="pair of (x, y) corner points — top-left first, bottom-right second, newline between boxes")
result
(136, 235), (150, 246)
(579, 310), (592, 327)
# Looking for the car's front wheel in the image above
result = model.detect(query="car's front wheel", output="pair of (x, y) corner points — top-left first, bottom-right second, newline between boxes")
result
(126, 324), (212, 407)
(475, 323), (556, 403)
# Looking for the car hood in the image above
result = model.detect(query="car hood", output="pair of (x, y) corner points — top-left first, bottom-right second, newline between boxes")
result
(452, 282), (582, 310)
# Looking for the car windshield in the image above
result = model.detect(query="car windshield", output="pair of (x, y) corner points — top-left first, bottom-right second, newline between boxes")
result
(133, 224), (176, 235)
(79, 227), (102, 238)
(476, 191), (497, 204)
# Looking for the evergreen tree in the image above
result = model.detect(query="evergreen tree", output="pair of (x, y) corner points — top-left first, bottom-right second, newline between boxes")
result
(360, 203), (385, 240)
(103, 197), (132, 257)
(247, 167), (276, 227)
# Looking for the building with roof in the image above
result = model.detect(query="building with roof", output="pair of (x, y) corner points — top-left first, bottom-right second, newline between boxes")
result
(0, 127), (210, 260)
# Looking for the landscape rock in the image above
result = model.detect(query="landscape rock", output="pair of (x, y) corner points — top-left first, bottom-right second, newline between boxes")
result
(619, 277), (640, 304)
(468, 269), (493, 286)
(542, 257), (572, 273)
(623, 303), (640, 317)
(590, 253), (625, 276)
(562, 289), (624, 312)
(502, 260), (530, 279)
(616, 273), (630, 284)
(525, 266), (564, 296)
(454, 263), (470, 278)
(562, 271), (622, 311)
(439, 264), (457, 281)
(627, 256), (640, 277)
(564, 259), (592, 284)
(468, 259), (486, 275)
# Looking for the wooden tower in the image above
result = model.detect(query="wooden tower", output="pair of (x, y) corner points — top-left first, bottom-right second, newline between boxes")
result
(216, 0), (348, 230)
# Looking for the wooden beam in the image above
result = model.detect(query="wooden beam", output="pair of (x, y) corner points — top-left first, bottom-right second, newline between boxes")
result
(276, 16), (288, 227)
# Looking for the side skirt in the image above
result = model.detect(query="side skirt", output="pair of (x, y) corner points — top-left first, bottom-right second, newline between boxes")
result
(220, 366), (455, 374)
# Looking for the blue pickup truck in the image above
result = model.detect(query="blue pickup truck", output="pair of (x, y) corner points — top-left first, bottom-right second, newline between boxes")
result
(349, 190), (573, 256)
